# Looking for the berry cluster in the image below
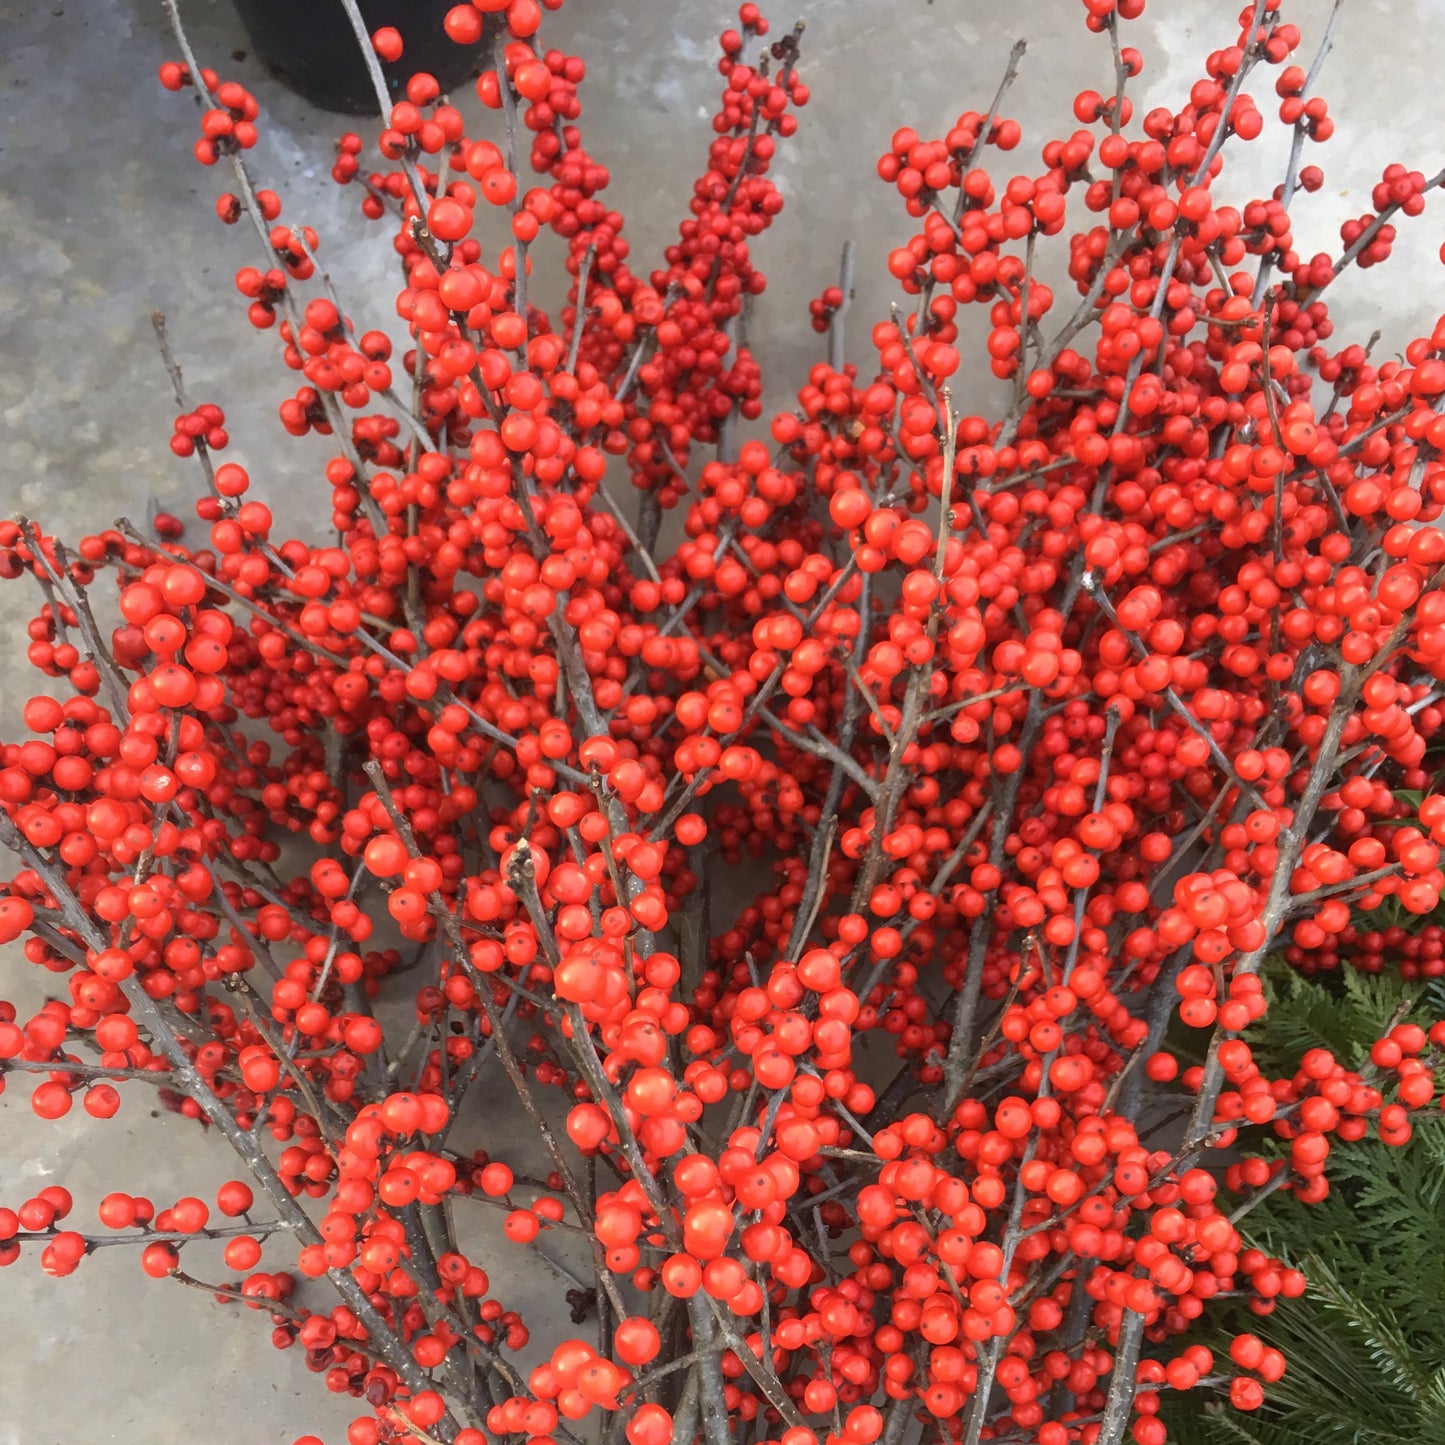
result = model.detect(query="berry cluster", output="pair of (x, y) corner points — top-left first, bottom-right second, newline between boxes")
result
(168, 402), (229, 458)
(4, 2), (1445, 1445)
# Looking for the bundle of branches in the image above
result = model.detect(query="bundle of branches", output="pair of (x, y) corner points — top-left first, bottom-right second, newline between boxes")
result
(4, 2), (1445, 1445)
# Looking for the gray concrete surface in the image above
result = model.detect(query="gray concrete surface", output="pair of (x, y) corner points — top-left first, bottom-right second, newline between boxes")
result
(0, 0), (1440, 1440)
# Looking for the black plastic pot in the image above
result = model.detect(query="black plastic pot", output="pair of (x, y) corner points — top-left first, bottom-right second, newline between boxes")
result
(231, 0), (488, 114)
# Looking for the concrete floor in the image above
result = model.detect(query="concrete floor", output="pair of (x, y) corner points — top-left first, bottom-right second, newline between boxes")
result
(1, 0), (1442, 1440)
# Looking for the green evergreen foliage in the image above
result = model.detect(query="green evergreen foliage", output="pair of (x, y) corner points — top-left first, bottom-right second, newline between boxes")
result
(1161, 966), (1445, 1445)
